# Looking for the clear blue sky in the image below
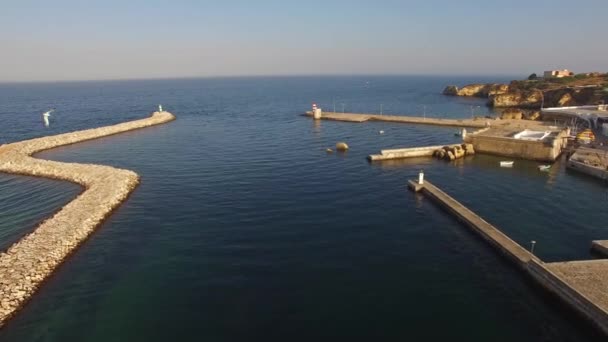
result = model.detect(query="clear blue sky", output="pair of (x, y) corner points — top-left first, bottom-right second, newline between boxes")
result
(2, 0), (607, 81)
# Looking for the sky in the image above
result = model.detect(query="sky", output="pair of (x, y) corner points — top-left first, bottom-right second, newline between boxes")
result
(2, 0), (608, 82)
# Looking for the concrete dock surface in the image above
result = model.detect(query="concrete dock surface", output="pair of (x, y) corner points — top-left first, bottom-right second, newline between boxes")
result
(544, 260), (608, 311)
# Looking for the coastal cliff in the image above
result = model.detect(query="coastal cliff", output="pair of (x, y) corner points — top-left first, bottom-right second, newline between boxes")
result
(443, 73), (608, 109)
(442, 84), (509, 97)
(492, 87), (599, 108)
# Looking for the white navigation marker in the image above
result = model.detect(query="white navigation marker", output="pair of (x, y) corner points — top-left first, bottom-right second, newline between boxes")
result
(158, 104), (163, 112)
(42, 109), (54, 127)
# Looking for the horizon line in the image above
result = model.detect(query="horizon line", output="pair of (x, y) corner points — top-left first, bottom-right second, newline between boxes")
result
(0, 72), (527, 84)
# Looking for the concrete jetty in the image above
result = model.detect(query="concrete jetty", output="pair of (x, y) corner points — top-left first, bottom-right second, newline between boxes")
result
(369, 144), (461, 161)
(0, 111), (175, 327)
(409, 179), (608, 336)
(306, 111), (566, 131)
(306, 111), (489, 127)
(567, 147), (608, 181)
(408, 180), (539, 267)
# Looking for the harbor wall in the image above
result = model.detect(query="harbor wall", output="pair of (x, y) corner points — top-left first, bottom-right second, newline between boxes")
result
(465, 131), (568, 161)
(0, 111), (175, 327)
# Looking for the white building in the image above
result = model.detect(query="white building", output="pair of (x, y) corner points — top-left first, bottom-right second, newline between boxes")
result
(543, 69), (574, 78)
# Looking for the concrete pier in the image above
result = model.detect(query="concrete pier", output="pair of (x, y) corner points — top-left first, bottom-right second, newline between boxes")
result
(410, 179), (608, 336)
(411, 179), (539, 267)
(306, 111), (565, 130)
(567, 147), (608, 181)
(369, 143), (474, 161)
(0, 111), (175, 327)
(369, 144), (454, 161)
(306, 111), (488, 127)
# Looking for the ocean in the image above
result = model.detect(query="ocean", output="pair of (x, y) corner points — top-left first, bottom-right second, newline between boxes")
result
(0, 76), (605, 341)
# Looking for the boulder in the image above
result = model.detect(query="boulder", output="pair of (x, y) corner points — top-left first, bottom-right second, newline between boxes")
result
(462, 143), (475, 155)
(454, 149), (465, 159)
(442, 85), (459, 96)
(335, 142), (349, 151)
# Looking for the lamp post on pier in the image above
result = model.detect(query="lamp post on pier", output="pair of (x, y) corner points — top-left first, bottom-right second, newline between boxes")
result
(418, 105), (427, 120)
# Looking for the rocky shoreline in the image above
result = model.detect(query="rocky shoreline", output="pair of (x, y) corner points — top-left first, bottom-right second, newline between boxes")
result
(0, 111), (175, 327)
(443, 76), (608, 110)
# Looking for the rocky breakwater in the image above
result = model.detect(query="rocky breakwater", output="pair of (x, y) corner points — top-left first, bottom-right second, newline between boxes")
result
(0, 111), (175, 327)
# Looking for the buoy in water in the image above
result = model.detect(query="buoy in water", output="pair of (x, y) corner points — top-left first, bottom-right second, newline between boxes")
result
(336, 142), (349, 151)
(379, 130), (384, 134)
(326, 148), (333, 153)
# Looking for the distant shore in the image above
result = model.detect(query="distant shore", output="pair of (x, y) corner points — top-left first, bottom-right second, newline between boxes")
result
(443, 73), (608, 111)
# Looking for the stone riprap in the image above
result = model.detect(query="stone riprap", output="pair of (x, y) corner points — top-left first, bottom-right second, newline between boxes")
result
(0, 111), (175, 327)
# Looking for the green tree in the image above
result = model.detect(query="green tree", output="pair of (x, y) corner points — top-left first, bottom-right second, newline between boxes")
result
(527, 73), (537, 80)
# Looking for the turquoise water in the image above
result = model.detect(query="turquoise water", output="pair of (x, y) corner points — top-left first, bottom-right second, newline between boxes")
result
(0, 76), (604, 341)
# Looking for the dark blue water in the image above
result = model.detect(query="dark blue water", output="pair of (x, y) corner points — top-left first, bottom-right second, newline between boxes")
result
(0, 76), (605, 341)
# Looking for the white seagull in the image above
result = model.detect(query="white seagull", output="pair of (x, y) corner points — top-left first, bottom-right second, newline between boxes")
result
(42, 109), (54, 127)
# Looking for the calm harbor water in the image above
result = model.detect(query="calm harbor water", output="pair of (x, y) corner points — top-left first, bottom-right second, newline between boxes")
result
(0, 76), (605, 341)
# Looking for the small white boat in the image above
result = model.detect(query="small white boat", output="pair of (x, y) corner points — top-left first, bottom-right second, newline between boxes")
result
(500, 161), (514, 167)
(538, 165), (551, 172)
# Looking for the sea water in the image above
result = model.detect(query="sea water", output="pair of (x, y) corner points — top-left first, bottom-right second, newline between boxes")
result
(0, 76), (604, 341)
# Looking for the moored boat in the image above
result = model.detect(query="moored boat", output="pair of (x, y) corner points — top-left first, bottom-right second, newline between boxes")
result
(538, 164), (551, 171)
